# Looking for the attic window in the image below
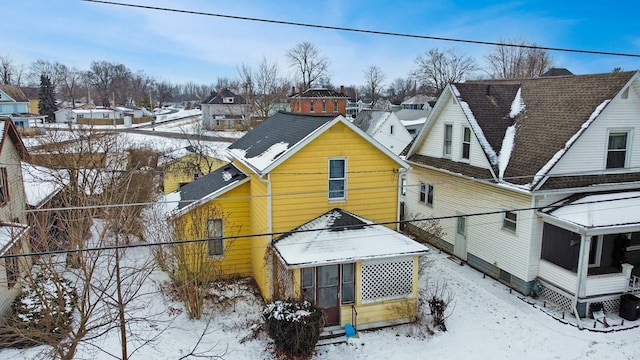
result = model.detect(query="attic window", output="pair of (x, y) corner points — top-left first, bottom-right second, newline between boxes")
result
(606, 131), (629, 169)
(223, 97), (234, 104)
(462, 126), (471, 160)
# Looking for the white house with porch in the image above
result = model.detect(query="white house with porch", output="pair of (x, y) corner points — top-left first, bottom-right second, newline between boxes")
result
(403, 71), (640, 324)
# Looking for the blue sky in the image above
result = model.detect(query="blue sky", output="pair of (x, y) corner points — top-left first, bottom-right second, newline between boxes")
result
(3, 0), (639, 87)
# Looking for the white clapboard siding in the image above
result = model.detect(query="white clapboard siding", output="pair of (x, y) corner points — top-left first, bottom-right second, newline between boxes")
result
(550, 85), (640, 175)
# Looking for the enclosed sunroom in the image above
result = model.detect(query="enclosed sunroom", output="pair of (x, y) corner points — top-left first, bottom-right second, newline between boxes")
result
(272, 209), (428, 330)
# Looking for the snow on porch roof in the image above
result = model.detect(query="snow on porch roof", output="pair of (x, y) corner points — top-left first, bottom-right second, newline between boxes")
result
(539, 191), (640, 236)
(273, 208), (428, 268)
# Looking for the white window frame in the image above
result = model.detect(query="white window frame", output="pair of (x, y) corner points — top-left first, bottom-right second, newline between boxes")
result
(461, 126), (471, 160)
(443, 123), (453, 157)
(310, 100), (315, 112)
(401, 177), (407, 196)
(456, 216), (467, 237)
(502, 210), (517, 233)
(426, 183), (434, 206)
(333, 100), (339, 113)
(419, 182), (426, 203)
(206, 218), (224, 257)
(322, 100), (327, 113)
(588, 235), (604, 268)
(605, 129), (631, 170)
(328, 158), (347, 201)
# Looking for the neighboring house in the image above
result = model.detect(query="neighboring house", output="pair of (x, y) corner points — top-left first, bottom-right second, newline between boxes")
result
(403, 71), (640, 321)
(0, 118), (31, 314)
(22, 162), (69, 253)
(396, 95), (435, 137)
(159, 145), (229, 194)
(352, 110), (413, 155)
(346, 99), (372, 118)
(54, 108), (123, 123)
(166, 111), (427, 331)
(0, 85), (46, 129)
(19, 86), (40, 114)
(289, 87), (349, 116)
(201, 89), (249, 130)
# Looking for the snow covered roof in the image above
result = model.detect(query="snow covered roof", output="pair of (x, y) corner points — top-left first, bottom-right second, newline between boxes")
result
(273, 208), (428, 267)
(170, 163), (248, 215)
(408, 71), (640, 190)
(228, 111), (408, 175)
(352, 110), (393, 135)
(539, 191), (640, 235)
(395, 109), (430, 122)
(22, 162), (67, 208)
(0, 223), (28, 255)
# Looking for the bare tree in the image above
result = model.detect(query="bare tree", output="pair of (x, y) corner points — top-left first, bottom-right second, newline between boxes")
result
(386, 77), (416, 104)
(412, 48), (477, 95)
(58, 65), (82, 107)
(286, 42), (330, 90)
(155, 81), (174, 108)
(485, 38), (553, 79)
(129, 71), (155, 107)
(87, 61), (132, 106)
(362, 65), (386, 107)
(14, 128), (165, 360)
(28, 60), (65, 90)
(237, 57), (290, 119)
(0, 54), (16, 85)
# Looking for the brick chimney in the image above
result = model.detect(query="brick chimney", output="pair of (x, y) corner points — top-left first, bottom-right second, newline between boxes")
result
(291, 86), (295, 96)
(340, 85), (345, 94)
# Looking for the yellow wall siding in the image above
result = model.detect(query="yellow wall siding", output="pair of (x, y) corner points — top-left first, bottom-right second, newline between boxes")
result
(247, 172), (272, 299)
(163, 155), (227, 194)
(270, 121), (401, 233)
(339, 298), (417, 327)
(175, 182), (252, 278)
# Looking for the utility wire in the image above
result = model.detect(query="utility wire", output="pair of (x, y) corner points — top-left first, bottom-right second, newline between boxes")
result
(83, 0), (640, 58)
(3, 193), (638, 259)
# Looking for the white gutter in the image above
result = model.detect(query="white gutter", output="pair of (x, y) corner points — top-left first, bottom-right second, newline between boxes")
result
(396, 167), (408, 231)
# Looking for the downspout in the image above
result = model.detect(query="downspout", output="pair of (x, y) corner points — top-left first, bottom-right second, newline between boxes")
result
(396, 168), (407, 232)
(572, 233), (590, 330)
(258, 173), (273, 299)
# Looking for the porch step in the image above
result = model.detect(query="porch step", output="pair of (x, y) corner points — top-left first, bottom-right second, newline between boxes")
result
(317, 327), (347, 346)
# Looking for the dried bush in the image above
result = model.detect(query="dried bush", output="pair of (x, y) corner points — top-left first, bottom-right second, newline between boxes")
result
(262, 300), (322, 357)
(427, 281), (453, 331)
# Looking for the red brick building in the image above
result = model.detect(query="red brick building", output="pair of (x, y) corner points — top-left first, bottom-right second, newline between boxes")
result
(288, 86), (349, 115)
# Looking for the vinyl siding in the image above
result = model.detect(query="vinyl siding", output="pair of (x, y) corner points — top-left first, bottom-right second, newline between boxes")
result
(175, 182), (251, 277)
(0, 135), (27, 224)
(163, 155), (227, 194)
(270, 121), (401, 233)
(549, 86), (640, 175)
(405, 166), (537, 281)
(416, 98), (493, 170)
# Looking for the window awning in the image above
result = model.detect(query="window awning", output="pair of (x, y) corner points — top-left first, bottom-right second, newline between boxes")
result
(272, 209), (428, 268)
(538, 191), (640, 236)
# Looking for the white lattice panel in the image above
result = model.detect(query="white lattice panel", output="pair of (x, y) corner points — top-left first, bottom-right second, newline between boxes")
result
(540, 286), (572, 312)
(361, 258), (413, 302)
(276, 261), (294, 299)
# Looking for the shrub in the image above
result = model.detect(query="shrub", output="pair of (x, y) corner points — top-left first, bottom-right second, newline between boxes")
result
(7, 272), (77, 347)
(262, 300), (323, 357)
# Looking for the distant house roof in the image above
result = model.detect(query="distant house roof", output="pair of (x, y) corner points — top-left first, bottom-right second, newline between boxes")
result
(273, 208), (428, 267)
(541, 68), (573, 77)
(202, 89), (247, 105)
(0, 85), (28, 102)
(0, 117), (27, 159)
(395, 109), (430, 122)
(171, 163), (248, 214)
(19, 86), (40, 99)
(352, 110), (393, 135)
(289, 88), (349, 99)
(401, 94), (434, 105)
(409, 70), (639, 189)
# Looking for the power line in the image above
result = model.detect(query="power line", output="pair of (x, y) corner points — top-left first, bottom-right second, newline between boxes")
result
(83, 0), (640, 58)
(3, 193), (638, 259)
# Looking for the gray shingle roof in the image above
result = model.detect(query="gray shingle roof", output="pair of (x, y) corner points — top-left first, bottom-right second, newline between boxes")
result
(201, 88), (247, 105)
(448, 71), (637, 187)
(352, 110), (391, 135)
(227, 111), (336, 173)
(177, 163), (247, 210)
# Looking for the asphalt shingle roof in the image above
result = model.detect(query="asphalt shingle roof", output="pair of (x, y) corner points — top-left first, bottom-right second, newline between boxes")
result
(289, 88), (348, 98)
(0, 85), (28, 102)
(177, 163), (246, 210)
(227, 111), (336, 173)
(447, 71), (637, 187)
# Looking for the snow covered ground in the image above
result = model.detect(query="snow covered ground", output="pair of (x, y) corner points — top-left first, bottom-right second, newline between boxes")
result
(2, 241), (639, 360)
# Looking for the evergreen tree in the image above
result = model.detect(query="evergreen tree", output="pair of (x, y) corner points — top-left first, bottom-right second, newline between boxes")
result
(38, 74), (58, 122)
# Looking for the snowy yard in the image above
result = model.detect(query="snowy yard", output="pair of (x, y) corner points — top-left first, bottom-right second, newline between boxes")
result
(2, 241), (639, 359)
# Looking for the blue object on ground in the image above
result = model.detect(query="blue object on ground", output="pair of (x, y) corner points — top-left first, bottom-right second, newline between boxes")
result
(345, 323), (356, 337)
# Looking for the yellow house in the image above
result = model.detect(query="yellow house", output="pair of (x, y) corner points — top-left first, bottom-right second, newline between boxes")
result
(160, 145), (229, 194)
(166, 111), (428, 331)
